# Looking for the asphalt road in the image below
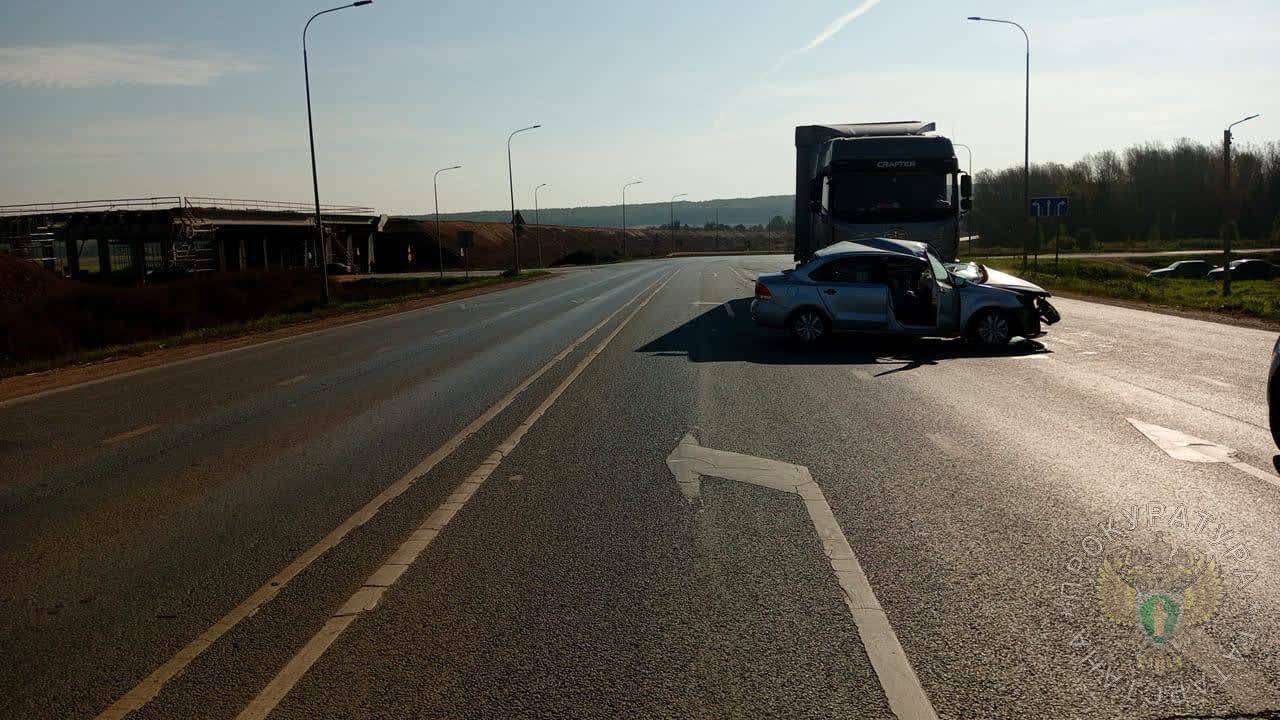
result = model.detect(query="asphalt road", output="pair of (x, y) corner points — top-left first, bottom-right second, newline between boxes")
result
(3, 255), (1279, 719)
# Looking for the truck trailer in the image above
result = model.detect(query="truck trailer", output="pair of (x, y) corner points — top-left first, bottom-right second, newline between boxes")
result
(794, 121), (971, 264)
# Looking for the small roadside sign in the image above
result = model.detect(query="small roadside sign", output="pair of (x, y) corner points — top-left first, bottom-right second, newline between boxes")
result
(457, 230), (474, 248)
(1030, 197), (1070, 217)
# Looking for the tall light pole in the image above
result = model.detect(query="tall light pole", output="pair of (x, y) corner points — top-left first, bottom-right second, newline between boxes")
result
(621, 180), (643, 257)
(534, 183), (549, 267)
(670, 193), (687, 254)
(1223, 113), (1260, 296)
(433, 164), (461, 279)
(968, 16), (1028, 267)
(507, 124), (541, 273)
(304, 0), (373, 303)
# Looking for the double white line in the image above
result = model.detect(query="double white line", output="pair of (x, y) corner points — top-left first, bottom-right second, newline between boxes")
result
(97, 268), (676, 720)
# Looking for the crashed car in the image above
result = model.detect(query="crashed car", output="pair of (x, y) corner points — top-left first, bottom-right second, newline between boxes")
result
(750, 238), (1059, 345)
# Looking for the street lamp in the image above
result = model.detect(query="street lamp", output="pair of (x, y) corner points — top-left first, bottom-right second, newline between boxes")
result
(534, 183), (548, 226)
(968, 15), (1029, 267)
(304, 0), (373, 303)
(433, 165), (461, 279)
(1222, 113), (1260, 296)
(507, 124), (541, 273)
(670, 193), (687, 254)
(534, 183), (549, 267)
(621, 180), (643, 257)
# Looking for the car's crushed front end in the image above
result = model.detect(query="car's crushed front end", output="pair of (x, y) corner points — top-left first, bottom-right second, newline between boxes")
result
(948, 262), (1060, 338)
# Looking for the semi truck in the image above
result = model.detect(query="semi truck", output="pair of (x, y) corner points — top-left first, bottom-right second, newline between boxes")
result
(794, 121), (971, 264)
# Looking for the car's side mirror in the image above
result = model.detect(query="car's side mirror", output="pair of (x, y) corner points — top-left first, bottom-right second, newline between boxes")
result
(952, 275), (967, 287)
(960, 173), (973, 199)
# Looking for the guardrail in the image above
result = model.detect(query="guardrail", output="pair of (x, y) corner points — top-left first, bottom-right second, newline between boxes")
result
(183, 196), (375, 215)
(0, 195), (376, 218)
(0, 197), (184, 217)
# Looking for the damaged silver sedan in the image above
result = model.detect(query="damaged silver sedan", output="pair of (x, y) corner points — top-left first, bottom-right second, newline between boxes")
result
(750, 238), (1059, 345)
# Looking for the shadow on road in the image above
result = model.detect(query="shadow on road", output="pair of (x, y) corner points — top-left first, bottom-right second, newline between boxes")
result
(637, 298), (1050, 374)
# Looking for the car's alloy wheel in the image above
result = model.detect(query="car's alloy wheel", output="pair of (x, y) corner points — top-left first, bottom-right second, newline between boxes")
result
(975, 312), (1011, 345)
(792, 311), (826, 343)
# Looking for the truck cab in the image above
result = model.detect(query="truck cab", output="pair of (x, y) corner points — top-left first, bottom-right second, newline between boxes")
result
(795, 121), (972, 263)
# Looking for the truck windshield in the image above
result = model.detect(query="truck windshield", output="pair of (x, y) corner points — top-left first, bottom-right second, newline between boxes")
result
(828, 171), (951, 222)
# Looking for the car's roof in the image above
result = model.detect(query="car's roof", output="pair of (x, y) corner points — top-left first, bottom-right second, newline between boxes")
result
(813, 238), (929, 260)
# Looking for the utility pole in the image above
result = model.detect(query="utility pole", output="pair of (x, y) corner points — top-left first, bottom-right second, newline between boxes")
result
(1222, 114), (1260, 297)
(534, 183), (548, 267)
(303, 0), (374, 303)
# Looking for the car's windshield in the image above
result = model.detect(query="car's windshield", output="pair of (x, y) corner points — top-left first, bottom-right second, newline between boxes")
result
(828, 171), (951, 222)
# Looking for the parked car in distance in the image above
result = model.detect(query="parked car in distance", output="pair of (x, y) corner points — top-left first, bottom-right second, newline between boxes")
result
(751, 238), (1059, 345)
(1206, 258), (1277, 280)
(1147, 260), (1211, 278)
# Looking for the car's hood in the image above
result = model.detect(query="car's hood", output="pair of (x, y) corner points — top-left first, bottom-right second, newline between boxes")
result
(977, 266), (1048, 295)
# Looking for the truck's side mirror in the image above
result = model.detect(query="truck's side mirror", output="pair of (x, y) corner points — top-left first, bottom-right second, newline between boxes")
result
(960, 173), (973, 199)
(808, 177), (823, 212)
(960, 198), (972, 212)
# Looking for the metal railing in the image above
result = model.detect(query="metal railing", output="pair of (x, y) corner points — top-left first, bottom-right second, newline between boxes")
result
(0, 196), (183, 217)
(0, 195), (375, 219)
(183, 196), (375, 215)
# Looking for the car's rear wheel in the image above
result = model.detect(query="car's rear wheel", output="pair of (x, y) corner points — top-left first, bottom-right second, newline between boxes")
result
(789, 309), (828, 345)
(970, 310), (1013, 345)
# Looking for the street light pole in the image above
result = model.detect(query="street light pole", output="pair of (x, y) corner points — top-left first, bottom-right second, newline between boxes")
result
(534, 183), (548, 267)
(507, 124), (541, 274)
(1223, 113), (1260, 297)
(433, 165), (461, 280)
(968, 16), (1028, 267)
(670, 193), (687, 254)
(621, 180), (642, 257)
(304, 0), (373, 304)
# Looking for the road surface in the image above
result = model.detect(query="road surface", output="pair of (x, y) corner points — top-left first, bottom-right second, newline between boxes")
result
(2, 255), (1278, 719)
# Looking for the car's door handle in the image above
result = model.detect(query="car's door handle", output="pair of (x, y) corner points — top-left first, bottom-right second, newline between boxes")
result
(824, 288), (837, 295)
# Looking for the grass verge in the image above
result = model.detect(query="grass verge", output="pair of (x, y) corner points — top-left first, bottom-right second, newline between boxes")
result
(977, 257), (1280, 326)
(1, 271), (548, 379)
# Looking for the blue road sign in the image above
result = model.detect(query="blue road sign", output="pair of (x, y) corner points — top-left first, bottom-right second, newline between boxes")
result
(1030, 197), (1070, 217)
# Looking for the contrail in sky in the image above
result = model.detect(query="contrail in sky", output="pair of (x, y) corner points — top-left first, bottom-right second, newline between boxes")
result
(766, 0), (884, 77)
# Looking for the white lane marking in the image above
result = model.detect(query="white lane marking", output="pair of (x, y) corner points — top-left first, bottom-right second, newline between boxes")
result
(1128, 418), (1280, 491)
(722, 302), (735, 318)
(95, 268), (671, 720)
(665, 434), (937, 720)
(274, 374), (308, 387)
(102, 424), (159, 445)
(375, 346), (393, 355)
(233, 270), (679, 720)
(1189, 374), (1235, 389)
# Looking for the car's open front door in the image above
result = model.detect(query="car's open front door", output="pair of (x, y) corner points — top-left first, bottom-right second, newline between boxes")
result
(927, 250), (960, 335)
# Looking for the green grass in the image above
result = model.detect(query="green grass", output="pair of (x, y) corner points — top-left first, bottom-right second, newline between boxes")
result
(974, 257), (1280, 324)
(1, 271), (548, 379)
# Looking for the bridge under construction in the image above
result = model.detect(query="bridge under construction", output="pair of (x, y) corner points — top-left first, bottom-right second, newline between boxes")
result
(0, 196), (400, 282)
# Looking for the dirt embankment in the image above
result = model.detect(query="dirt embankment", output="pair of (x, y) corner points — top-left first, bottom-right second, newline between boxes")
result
(401, 219), (789, 269)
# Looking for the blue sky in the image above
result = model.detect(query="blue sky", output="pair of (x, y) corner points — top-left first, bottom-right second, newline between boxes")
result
(2, 0), (1277, 214)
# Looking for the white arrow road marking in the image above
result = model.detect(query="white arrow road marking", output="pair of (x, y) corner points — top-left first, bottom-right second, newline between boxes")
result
(666, 433), (938, 720)
(1128, 418), (1280, 491)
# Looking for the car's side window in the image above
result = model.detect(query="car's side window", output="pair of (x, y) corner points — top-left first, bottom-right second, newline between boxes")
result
(812, 257), (884, 284)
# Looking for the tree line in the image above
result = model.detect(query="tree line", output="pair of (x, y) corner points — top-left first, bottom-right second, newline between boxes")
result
(969, 139), (1280, 251)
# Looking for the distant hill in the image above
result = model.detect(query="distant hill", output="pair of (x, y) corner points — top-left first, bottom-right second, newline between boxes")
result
(412, 194), (794, 229)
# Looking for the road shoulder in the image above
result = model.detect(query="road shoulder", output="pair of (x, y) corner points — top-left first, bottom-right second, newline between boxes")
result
(0, 274), (552, 405)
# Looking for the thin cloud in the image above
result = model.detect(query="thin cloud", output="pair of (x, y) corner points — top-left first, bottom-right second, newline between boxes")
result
(766, 0), (883, 77)
(0, 44), (259, 88)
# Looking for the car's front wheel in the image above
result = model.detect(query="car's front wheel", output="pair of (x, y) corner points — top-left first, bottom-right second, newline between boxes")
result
(789, 309), (829, 345)
(970, 310), (1013, 345)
